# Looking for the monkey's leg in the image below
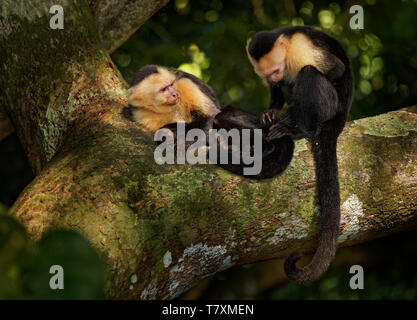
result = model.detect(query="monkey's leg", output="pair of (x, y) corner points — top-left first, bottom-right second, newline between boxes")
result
(267, 122), (299, 141)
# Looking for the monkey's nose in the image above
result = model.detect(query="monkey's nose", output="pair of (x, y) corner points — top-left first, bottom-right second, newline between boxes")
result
(269, 72), (283, 83)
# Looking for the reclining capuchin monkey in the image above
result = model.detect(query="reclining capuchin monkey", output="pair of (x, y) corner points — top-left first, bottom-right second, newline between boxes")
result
(123, 65), (294, 179)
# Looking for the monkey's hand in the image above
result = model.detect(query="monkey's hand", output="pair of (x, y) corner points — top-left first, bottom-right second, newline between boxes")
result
(261, 108), (279, 124)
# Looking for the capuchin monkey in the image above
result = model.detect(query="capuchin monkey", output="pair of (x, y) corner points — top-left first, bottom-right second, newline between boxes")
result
(124, 65), (294, 179)
(126, 64), (219, 134)
(247, 26), (354, 283)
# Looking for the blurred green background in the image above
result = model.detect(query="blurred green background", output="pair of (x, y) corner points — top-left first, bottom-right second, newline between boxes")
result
(113, 0), (417, 120)
(1, 0), (416, 299)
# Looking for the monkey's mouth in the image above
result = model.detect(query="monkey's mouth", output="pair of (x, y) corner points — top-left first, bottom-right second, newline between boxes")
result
(166, 96), (180, 106)
(268, 71), (284, 83)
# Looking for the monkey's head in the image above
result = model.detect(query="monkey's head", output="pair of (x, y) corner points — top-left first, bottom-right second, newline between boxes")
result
(128, 65), (180, 112)
(126, 65), (220, 132)
(247, 31), (289, 83)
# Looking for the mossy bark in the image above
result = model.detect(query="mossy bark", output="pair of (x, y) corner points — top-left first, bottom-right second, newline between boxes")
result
(0, 0), (169, 142)
(9, 106), (417, 299)
(1, 0), (417, 299)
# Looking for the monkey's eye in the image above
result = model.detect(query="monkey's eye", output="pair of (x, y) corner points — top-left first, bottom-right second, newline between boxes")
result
(160, 82), (175, 93)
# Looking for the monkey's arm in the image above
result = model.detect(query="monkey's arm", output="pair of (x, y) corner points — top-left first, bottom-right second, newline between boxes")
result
(159, 111), (213, 149)
(213, 106), (262, 130)
(270, 83), (285, 110)
(214, 106), (294, 179)
(325, 54), (345, 81)
(267, 65), (339, 141)
(261, 83), (285, 124)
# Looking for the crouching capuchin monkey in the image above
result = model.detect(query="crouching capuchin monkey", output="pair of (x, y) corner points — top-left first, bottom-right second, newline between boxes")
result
(247, 26), (354, 283)
(123, 65), (294, 179)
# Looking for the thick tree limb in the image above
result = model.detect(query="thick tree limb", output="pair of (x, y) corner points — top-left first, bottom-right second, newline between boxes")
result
(0, 0), (169, 142)
(2, 0), (417, 300)
(90, 0), (170, 53)
(183, 243), (381, 299)
(9, 107), (417, 299)
(0, 0), (116, 173)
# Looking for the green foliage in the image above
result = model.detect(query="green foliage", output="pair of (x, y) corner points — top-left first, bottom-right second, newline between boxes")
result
(270, 266), (417, 300)
(268, 231), (417, 300)
(113, 0), (417, 121)
(0, 211), (107, 299)
(0, 134), (34, 207)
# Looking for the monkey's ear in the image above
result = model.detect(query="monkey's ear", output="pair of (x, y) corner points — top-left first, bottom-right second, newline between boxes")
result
(277, 35), (288, 47)
(175, 70), (184, 79)
(127, 87), (144, 107)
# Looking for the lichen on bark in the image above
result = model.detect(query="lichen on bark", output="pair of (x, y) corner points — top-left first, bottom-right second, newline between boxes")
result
(10, 107), (417, 299)
(1, 0), (416, 300)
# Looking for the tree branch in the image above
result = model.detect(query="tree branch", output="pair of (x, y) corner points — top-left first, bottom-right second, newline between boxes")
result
(90, 0), (170, 53)
(2, 0), (417, 300)
(9, 102), (417, 299)
(0, 0), (170, 142)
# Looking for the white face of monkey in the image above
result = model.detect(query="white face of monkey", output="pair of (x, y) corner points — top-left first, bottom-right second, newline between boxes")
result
(248, 35), (289, 83)
(128, 67), (180, 112)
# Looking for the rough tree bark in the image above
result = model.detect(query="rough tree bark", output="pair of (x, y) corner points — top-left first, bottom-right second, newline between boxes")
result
(0, 0), (169, 141)
(1, 0), (416, 299)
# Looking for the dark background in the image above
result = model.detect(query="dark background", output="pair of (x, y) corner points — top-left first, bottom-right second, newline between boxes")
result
(1, 0), (416, 299)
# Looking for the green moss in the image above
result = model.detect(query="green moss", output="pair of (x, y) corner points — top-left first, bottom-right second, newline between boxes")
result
(147, 167), (215, 202)
(296, 189), (316, 220)
(293, 139), (308, 156)
(30, 194), (56, 204)
(354, 111), (417, 137)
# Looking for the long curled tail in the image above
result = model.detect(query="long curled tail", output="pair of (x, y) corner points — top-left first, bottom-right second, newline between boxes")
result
(284, 130), (340, 283)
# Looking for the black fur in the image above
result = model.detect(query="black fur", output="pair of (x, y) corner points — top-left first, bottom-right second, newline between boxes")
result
(248, 26), (354, 283)
(161, 110), (215, 150)
(248, 26), (346, 82)
(213, 106), (294, 179)
(158, 104), (294, 180)
(130, 64), (158, 87)
(248, 31), (278, 61)
(127, 65), (293, 179)
(121, 105), (137, 122)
